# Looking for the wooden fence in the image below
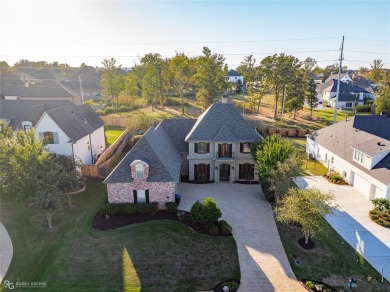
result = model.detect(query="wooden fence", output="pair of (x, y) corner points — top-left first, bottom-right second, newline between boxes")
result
(100, 116), (132, 127)
(257, 127), (313, 137)
(81, 127), (132, 178)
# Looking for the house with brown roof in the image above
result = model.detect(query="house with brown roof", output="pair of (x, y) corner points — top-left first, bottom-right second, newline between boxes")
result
(306, 115), (390, 199)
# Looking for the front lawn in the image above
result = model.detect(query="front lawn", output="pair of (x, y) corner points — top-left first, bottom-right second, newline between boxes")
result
(277, 221), (390, 291)
(286, 137), (328, 176)
(1, 180), (239, 291)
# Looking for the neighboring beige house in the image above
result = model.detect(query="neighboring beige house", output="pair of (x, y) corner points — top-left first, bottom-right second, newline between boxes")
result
(306, 115), (390, 200)
(104, 97), (261, 208)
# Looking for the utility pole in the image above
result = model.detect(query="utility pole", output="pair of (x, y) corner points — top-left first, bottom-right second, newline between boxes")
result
(281, 85), (287, 123)
(333, 35), (344, 124)
(79, 75), (84, 104)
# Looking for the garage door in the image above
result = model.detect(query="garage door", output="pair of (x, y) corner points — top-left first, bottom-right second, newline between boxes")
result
(352, 172), (371, 199)
(374, 186), (386, 199)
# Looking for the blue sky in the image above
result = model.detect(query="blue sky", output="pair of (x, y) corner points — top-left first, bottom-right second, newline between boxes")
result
(0, 0), (389, 69)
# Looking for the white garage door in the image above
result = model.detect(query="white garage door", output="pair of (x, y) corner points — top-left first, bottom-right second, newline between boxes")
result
(352, 172), (371, 199)
(374, 186), (386, 199)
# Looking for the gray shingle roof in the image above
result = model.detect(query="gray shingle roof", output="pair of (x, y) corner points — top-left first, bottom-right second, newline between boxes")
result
(0, 100), (73, 130)
(185, 102), (260, 142)
(308, 115), (390, 185)
(228, 69), (241, 77)
(104, 125), (181, 183)
(325, 73), (349, 83)
(330, 92), (359, 102)
(158, 118), (197, 152)
(44, 104), (105, 141)
(1, 80), (73, 98)
(353, 76), (375, 94)
(321, 79), (368, 94)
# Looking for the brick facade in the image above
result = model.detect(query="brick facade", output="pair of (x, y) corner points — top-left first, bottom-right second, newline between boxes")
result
(107, 182), (176, 209)
(180, 153), (189, 176)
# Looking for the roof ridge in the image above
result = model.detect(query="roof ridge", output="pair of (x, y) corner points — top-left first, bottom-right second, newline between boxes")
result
(213, 123), (238, 141)
(185, 103), (214, 141)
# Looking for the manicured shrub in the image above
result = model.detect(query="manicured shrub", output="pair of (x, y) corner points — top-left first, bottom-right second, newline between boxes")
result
(96, 109), (106, 116)
(104, 106), (116, 114)
(98, 202), (158, 215)
(372, 198), (390, 211)
(355, 105), (372, 113)
(219, 220), (233, 235)
(305, 280), (315, 289)
(208, 224), (220, 235)
(190, 197), (222, 226)
(165, 202), (178, 213)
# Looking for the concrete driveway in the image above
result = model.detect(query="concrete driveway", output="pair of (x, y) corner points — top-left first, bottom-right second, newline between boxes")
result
(177, 183), (305, 292)
(294, 176), (390, 282)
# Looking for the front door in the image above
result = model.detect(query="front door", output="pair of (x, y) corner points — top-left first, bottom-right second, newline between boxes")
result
(219, 164), (230, 181)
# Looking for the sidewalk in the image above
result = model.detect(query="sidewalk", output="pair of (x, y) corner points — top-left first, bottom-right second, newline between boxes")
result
(0, 222), (13, 284)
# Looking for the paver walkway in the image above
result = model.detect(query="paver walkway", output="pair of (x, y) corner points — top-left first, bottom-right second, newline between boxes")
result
(178, 183), (305, 292)
(294, 176), (390, 282)
(0, 222), (13, 284)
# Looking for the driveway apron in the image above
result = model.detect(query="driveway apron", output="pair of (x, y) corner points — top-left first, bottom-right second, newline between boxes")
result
(178, 183), (305, 292)
(294, 176), (390, 282)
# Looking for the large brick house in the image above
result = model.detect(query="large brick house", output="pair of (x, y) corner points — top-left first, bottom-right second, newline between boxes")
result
(104, 98), (261, 208)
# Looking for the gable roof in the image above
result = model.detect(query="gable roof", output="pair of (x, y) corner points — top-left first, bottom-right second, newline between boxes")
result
(185, 102), (260, 142)
(310, 73), (321, 80)
(104, 125), (181, 183)
(308, 115), (390, 185)
(0, 100), (73, 130)
(330, 92), (360, 102)
(320, 79), (369, 94)
(43, 104), (105, 141)
(158, 118), (197, 152)
(1, 79), (73, 98)
(228, 69), (241, 77)
(325, 72), (350, 83)
(353, 76), (375, 94)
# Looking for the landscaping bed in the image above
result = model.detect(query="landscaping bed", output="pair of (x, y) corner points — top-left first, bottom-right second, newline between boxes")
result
(323, 172), (347, 185)
(300, 279), (336, 292)
(92, 210), (233, 237)
(369, 199), (390, 228)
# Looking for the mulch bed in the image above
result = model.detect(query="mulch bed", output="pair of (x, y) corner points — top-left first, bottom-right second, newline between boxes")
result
(300, 279), (337, 292)
(92, 210), (232, 237)
(298, 238), (315, 249)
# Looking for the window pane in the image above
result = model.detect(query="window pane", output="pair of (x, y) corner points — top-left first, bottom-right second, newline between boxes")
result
(197, 142), (207, 154)
(136, 163), (144, 178)
(243, 143), (251, 153)
(137, 190), (146, 203)
(43, 131), (54, 144)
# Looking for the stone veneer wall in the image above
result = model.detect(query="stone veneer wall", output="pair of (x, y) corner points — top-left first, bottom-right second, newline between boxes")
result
(107, 181), (176, 209)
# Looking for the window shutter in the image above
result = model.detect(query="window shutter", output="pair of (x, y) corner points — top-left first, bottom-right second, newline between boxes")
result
(133, 190), (138, 204)
(145, 190), (149, 203)
(194, 164), (197, 180)
(240, 143), (243, 153)
(229, 144), (233, 157)
(53, 132), (59, 144)
(239, 164), (242, 179)
(194, 143), (198, 153)
(218, 144), (221, 156)
(206, 143), (210, 153)
(207, 164), (210, 180)
(251, 164), (254, 179)
(38, 132), (43, 140)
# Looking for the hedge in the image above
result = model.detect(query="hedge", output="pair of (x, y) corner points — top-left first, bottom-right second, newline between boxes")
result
(98, 202), (158, 215)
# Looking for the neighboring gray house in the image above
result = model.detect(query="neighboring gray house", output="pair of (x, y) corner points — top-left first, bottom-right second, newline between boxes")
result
(306, 115), (390, 200)
(104, 98), (261, 208)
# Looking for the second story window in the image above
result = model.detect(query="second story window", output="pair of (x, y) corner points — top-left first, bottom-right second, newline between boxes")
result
(240, 142), (252, 153)
(44, 131), (54, 144)
(195, 142), (209, 154)
(353, 149), (364, 164)
(135, 163), (144, 178)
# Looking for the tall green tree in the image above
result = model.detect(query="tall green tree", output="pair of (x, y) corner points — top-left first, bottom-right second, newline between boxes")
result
(237, 55), (257, 85)
(367, 59), (384, 82)
(101, 58), (123, 106)
(275, 188), (336, 244)
(29, 190), (62, 229)
(258, 54), (301, 119)
(170, 53), (194, 114)
(375, 85), (390, 115)
(285, 74), (305, 119)
(302, 57), (317, 79)
(305, 78), (318, 119)
(120, 70), (140, 105)
(267, 156), (303, 201)
(141, 53), (169, 109)
(192, 47), (228, 110)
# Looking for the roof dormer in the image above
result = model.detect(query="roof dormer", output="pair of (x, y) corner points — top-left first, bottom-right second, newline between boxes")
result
(130, 158), (150, 180)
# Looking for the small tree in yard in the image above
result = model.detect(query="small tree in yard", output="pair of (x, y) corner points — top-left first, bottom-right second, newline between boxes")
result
(190, 197), (222, 226)
(30, 190), (62, 229)
(267, 155), (303, 201)
(275, 188), (336, 245)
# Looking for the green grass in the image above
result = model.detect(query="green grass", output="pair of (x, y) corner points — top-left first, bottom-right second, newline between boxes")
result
(277, 222), (390, 290)
(105, 126), (126, 146)
(0, 180), (239, 291)
(286, 137), (328, 176)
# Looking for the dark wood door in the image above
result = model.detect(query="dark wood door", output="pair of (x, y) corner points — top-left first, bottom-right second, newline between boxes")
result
(219, 164), (230, 181)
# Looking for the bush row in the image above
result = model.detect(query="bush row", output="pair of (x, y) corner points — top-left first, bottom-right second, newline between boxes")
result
(369, 209), (390, 228)
(355, 105), (372, 113)
(96, 104), (141, 116)
(98, 202), (158, 215)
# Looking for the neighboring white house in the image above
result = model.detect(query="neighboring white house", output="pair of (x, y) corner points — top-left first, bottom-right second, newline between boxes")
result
(325, 72), (353, 83)
(306, 115), (390, 199)
(0, 100), (105, 164)
(227, 69), (244, 84)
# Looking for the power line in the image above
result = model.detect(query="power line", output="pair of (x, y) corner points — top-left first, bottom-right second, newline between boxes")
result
(344, 50), (390, 55)
(348, 37), (390, 43)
